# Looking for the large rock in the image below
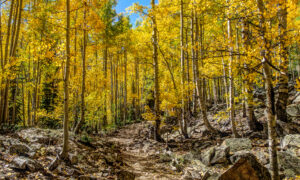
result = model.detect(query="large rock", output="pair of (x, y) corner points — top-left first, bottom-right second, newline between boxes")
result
(229, 151), (252, 164)
(219, 154), (271, 180)
(281, 134), (300, 156)
(182, 169), (202, 180)
(286, 104), (300, 117)
(292, 92), (300, 104)
(12, 156), (43, 172)
(252, 150), (269, 165)
(182, 160), (210, 180)
(281, 134), (300, 149)
(18, 128), (59, 145)
(201, 147), (215, 166)
(201, 146), (230, 166)
(221, 138), (252, 154)
(278, 151), (300, 176)
(9, 144), (31, 156)
(211, 147), (230, 165)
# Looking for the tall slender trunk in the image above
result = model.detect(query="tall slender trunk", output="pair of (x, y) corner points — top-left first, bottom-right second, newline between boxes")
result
(114, 55), (119, 126)
(276, 0), (289, 122)
(242, 19), (261, 131)
(186, 23), (190, 114)
(194, 11), (217, 133)
(0, 5), (3, 69)
(221, 55), (229, 108)
(61, 0), (71, 159)
(32, 60), (39, 125)
(191, 11), (197, 115)
(74, 3), (87, 134)
(72, 12), (79, 130)
(151, 0), (163, 142)
(257, 0), (279, 179)
(134, 57), (140, 121)
(227, 0), (239, 137)
(27, 54), (31, 126)
(180, 0), (188, 138)
(22, 69), (25, 126)
(1, 0), (15, 124)
(103, 45), (108, 127)
(213, 79), (218, 106)
(123, 50), (127, 124)
(110, 55), (114, 124)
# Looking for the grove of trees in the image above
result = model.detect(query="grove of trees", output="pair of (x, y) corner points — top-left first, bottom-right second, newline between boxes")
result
(0, 0), (299, 179)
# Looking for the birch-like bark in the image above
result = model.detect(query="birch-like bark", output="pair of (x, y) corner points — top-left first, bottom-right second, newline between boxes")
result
(227, 0), (239, 137)
(61, 0), (71, 159)
(257, 0), (279, 179)
(151, 0), (163, 142)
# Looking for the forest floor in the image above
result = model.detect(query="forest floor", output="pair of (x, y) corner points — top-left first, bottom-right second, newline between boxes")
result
(0, 91), (300, 179)
(0, 113), (300, 179)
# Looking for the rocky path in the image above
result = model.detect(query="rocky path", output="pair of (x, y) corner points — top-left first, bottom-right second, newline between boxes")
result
(1, 120), (300, 179)
(106, 122), (182, 180)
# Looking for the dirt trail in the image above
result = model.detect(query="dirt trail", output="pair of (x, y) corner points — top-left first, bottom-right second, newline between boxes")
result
(107, 122), (182, 180)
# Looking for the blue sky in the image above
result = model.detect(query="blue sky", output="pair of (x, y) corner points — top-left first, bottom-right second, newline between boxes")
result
(115, 0), (151, 26)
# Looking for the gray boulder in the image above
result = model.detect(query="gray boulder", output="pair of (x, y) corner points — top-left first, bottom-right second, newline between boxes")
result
(201, 147), (215, 166)
(211, 147), (230, 165)
(293, 92), (300, 104)
(221, 138), (252, 154)
(229, 151), (252, 164)
(278, 151), (300, 176)
(281, 134), (300, 157)
(286, 104), (300, 117)
(12, 156), (43, 172)
(201, 146), (230, 166)
(281, 134), (300, 149)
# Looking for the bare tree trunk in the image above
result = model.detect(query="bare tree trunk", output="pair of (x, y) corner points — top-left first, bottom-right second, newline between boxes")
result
(191, 12), (197, 115)
(213, 79), (218, 106)
(1, 0), (15, 124)
(61, 0), (71, 159)
(180, 0), (188, 138)
(114, 55), (119, 126)
(22, 70), (25, 127)
(276, 0), (289, 123)
(227, 0), (239, 137)
(32, 60), (39, 125)
(221, 56), (229, 108)
(134, 57), (140, 121)
(110, 55), (114, 124)
(257, 0), (279, 179)
(194, 11), (218, 133)
(72, 12), (79, 131)
(124, 50), (127, 124)
(241, 19), (261, 131)
(186, 23), (190, 114)
(27, 50), (31, 126)
(151, 0), (163, 142)
(74, 3), (87, 134)
(103, 46), (108, 127)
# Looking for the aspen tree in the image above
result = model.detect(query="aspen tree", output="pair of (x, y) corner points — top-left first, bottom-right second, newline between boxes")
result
(151, 0), (163, 142)
(257, 0), (279, 179)
(180, 0), (188, 138)
(61, 0), (71, 159)
(227, 0), (239, 138)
